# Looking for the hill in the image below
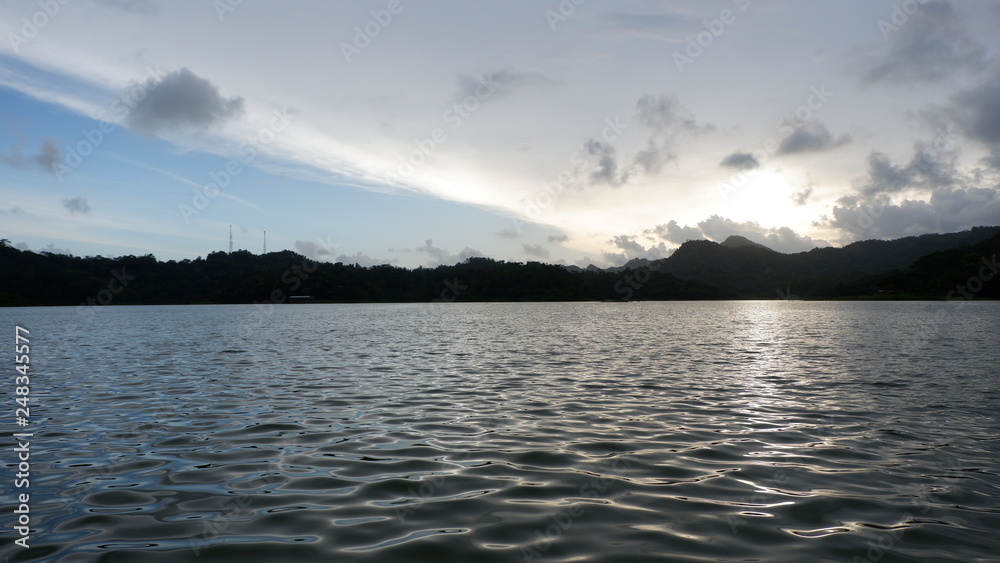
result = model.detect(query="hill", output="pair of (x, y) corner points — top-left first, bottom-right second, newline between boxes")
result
(652, 226), (1000, 298)
(1, 227), (997, 305)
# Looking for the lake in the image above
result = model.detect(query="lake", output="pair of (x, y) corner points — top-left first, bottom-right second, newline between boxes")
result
(1, 301), (998, 562)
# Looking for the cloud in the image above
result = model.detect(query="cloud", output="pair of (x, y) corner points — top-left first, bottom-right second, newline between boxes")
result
(93, 0), (158, 14)
(0, 207), (26, 214)
(719, 152), (760, 170)
(634, 93), (707, 133)
(610, 234), (671, 261)
(127, 67), (244, 135)
(632, 93), (712, 174)
(583, 138), (625, 186)
(1, 136), (63, 174)
(791, 186), (813, 206)
(521, 243), (550, 259)
(496, 228), (520, 239)
(861, 0), (987, 85)
(649, 220), (702, 244)
(334, 251), (395, 267)
(822, 131), (1000, 241)
(854, 140), (961, 197)
(823, 186), (1000, 240)
(931, 64), (1000, 166)
(63, 197), (91, 215)
(576, 93), (710, 187)
(452, 69), (553, 103)
(294, 240), (337, 260)
(27, 243), (72, 255)
(547, 233), (569, 243)
(777, 122), (850, 155)
(632, 137), (675, 175)
(416, 239), (482, 266)
(602, 251), (627, 266)
(35, 137), (62, 171)
(695, 215), (828, 253)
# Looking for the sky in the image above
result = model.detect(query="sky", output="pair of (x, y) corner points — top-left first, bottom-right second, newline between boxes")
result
(2, 0), (1000, 268)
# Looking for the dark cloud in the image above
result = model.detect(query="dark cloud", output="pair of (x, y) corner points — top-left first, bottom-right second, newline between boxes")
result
(861, 0), (987, 85)
(0, 207), (26, 214)
(855, 138), (961, 197)
(572, 93), (710, 189)
(696, 215), (828, 253)
(522, 243), (550, 259)
(823, 186), (1000, 240)
(127, 68), (244, 135)
(416, 239), (482, 266)
(777, 122), (849, 155)
(496, 228), (520, 239)
(35, 137), (62, 171)
(719, 152), (760, 170)
(932, 64), (1000, 166)
(547, 233), (569, 243)
(824, 127), (1000, 240)
(1, 136), (63, 174)
(63, 197), (91, 215)
(583, 138), (626, 186)
(634, 93), (707, 132)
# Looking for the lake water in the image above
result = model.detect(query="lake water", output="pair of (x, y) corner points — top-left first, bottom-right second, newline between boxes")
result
(1, 301), (998, 562)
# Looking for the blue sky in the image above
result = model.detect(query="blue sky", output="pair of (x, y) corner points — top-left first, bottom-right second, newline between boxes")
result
(2, 0), (1000, 267)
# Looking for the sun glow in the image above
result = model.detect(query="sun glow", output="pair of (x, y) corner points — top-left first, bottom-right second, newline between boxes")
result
(719, 170), (801, 229)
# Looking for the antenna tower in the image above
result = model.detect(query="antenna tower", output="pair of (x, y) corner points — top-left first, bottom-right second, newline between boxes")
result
(263, 231), (267, 254)
(229, 225), (233, 254)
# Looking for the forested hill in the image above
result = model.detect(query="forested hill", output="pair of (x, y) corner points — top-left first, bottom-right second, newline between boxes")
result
(0, 242), (722, 306)
(655, 226), (1000, 299)
(1, 226), (997, 306)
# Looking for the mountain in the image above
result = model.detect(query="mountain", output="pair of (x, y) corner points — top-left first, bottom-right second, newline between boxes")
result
(651, 226), (1000, 299)
(719, 235), (771, 250)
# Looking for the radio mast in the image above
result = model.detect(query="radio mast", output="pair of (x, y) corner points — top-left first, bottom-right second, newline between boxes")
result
(229, 225), (233, 254)
(263, 230), (267, 254)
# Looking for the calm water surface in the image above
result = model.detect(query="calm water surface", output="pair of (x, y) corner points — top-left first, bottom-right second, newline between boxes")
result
(1, 301), (998, 562)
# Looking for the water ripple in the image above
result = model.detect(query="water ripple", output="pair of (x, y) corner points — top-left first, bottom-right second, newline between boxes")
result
(1, 301), (998, 562)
